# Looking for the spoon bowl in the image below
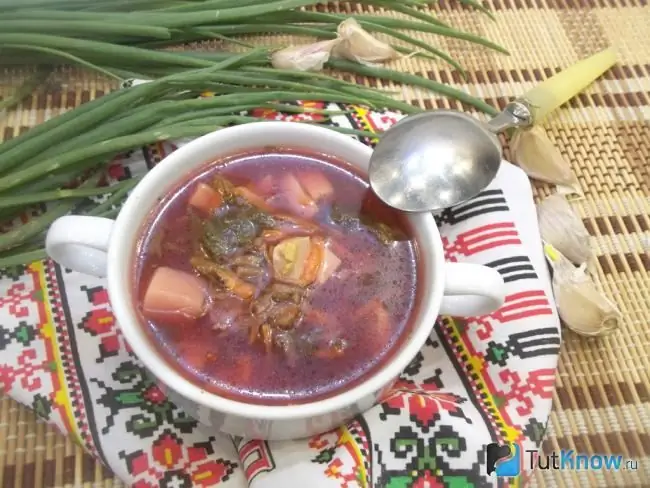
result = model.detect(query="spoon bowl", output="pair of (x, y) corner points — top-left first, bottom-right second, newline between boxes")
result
(368, 101), (533, 212)
(369, 111), (502, 212)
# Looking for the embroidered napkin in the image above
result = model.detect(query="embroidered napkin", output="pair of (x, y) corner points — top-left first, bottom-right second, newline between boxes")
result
(0, 105), (560, 488)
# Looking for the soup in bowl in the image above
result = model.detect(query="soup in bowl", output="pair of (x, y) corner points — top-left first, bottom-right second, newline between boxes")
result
(134, 149), (420, 405)
(45, 122), (505, 440)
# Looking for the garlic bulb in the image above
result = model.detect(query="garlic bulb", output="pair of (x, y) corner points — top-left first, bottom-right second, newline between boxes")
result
(271, 39), (341, 72)
(537, 194), (591, 265)
(333, 18), (399, 66)
(545, 243), (621, 336)
(510, 126), (582, 196)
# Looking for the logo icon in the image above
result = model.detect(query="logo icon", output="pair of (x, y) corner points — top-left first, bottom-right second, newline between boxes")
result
(486, 442), (521, 477)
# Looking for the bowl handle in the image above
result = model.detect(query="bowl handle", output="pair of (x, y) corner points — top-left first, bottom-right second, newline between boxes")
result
(45, 215), (114, 277)
(440, 262), (506, 317)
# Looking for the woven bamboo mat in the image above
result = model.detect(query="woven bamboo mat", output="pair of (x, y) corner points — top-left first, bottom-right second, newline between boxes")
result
(1, 0), (649, 486)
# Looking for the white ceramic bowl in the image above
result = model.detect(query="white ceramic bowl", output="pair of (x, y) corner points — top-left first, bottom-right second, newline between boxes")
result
(45, 122), (505, 440)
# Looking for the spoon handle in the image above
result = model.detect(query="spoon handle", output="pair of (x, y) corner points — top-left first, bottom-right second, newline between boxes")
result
(521, 48), (617, 122)
(486, 47), (617, 134)
(485, 100), (533, 133)
(485, 48), (617, 134)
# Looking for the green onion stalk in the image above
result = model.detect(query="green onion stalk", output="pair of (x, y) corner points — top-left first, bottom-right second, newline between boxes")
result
(0, 0), (503, 267)
(0, 65), (415, 266)
(0, 0), (502, 94)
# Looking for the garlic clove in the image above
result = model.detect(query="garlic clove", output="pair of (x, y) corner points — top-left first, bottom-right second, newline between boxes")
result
(271, 39), (341, 72)
(556, 184), (586, 201)
(333, 18), (399, 66)
(537, 193), (592, 266)
(545, 243), (621, 337)
(510, 126), (583, 197)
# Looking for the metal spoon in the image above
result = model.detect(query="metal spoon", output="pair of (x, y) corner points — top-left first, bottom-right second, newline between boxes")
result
(368, 100), (533, 212)
(367, 48), (617, 213)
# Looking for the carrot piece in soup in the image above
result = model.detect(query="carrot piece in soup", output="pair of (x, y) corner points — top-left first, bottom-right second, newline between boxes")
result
(249, 321), (261, 344)
(190, 256), (256, 300)
(188, 183), (223, 214)
(261, 229), (286, 244)
(260, 323), (273, 353)
(314, 348), (343, 359)
(298, 172), (334, 201)
(143, 267), (208, 322)
(214, 267), (256, 300)
(301, 237), (324, 284)
(273, 236), (331, 286)
(234, 186), (274, 212)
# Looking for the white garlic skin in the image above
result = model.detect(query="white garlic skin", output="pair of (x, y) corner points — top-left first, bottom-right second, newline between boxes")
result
(537, 194), (592, 265)
(511, 126), (582, 196)
(271, 39), (341, 72)
(549, 249), (621, 337)
(333, 18), (399, 66)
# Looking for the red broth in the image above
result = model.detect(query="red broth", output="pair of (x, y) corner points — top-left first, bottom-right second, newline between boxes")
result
(132, 149), (420, 405)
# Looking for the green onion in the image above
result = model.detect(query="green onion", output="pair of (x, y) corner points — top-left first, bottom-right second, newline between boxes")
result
(0, 249), (48, 268)
(267, 11), (508, 54)
(156, 0), (267, 12)
(172, 47), (270, 76)
(180, 28), (257, 49)
(87, 178), (141, 216)
(0, 171), (102, 252)
(0, 20), (172, 39)
(191, 73), (370, 101)
(22, 101), (178, 165)
(173, 23), (336, 39)
(1, 167), (97, 196)
(85, 0), (183, 12)
(241, 66), (379, 92)
(94, 206), (123, 219)
(0, 82), (159, 174)
(1, 44), (124, 81)
(327, 58), (499, 115)
(0, 125), (223, 192)
(459, 0), (496, 20)
(0, 0), (110, 10)
(0, 33), (217, 68)
(0, 88), (124, 160)
(0, 177), (138, 210)
(156, 103), (347, 125)
(0, 0), (507, 267)
(1, 1), (326, 28)
(360, 1), (450, 28)
(323, 20), (468, 75)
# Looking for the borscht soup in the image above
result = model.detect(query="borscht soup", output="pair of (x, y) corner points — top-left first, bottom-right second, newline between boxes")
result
(133, 149), (420, 405)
